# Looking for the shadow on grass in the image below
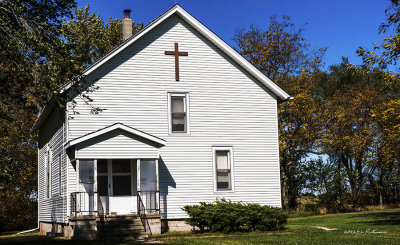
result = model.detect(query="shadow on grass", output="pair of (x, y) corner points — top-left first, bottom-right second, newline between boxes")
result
(349, 211), (400, 226)
(0, 233), (110, 245)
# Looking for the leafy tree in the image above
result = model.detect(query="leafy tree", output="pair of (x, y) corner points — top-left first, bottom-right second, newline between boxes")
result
(0, 2), (142, 231)
(0, 0), (76, 231)
(317, 60), (386, 208)
(355, 0), (400, 206)
(234, 16), (326, 210)
(62, 5), (143, 75)
(357, 0), (400, 70)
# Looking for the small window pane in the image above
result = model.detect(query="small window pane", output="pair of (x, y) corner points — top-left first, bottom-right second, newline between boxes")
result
(80, 160), (94, 183)
(112, 159), (130, 173)
(113, 176), (131, 196)
(171, 97), (185, 113)
(216, 151), (229, 169)
(98, 176), (108, 196)
(97, 159), (108, 173)
(217, 171), (230, 189)
(172, 113), (186, 132)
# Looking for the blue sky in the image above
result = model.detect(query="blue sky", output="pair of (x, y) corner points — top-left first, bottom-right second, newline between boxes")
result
(77, 0), (393, 70)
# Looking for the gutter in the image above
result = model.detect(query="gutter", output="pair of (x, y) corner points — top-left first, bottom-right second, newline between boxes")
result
(17, 227), (39, 235)
(278, 96), (294, 104)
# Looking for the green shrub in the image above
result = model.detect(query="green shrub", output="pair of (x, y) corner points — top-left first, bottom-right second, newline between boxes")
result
(183, 199), (287, 233)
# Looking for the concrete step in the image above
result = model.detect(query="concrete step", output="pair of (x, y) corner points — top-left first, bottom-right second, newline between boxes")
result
(98, 224), (146, 232)
(100, 229), (146, 235)
(98, 219), (143, 225)
(99, 233), (148, 241)
(98, 214), (140, 219)
(97, 214), (148, 242)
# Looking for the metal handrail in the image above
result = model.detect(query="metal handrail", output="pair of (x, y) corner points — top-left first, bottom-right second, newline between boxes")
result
(137, 190), (160, 214)
(137, 193), (151, 234)
(137, 190), (160, 235)
(70, 192), (98, 216)
(97, 194), (105, 237)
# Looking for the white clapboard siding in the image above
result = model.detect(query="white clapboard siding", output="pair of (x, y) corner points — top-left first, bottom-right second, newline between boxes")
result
(38, 109), (69, 223)
(66, 14), (281, 219)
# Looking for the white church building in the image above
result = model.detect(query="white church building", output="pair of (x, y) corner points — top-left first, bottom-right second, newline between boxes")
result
(31, 4), (290, 240)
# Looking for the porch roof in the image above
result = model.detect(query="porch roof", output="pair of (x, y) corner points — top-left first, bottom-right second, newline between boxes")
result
(64, 123), (167, 149)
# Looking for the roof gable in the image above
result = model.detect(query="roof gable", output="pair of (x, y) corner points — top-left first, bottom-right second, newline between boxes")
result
(32, 5), (291, 133)
(64, 123), (166, 149)
(60, 4), (290, 101)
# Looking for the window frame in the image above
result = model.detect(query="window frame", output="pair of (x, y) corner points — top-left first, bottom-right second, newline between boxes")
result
(168, 92), (190, 134)
(46, 145), (52, 199)
(212, 146), (235, 192)
(58, 155), (62, 195)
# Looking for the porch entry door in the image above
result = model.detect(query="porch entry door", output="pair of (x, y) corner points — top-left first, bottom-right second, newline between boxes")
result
(97, 159), (137, 215)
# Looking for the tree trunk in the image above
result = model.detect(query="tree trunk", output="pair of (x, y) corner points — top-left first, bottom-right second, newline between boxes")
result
(281, 164), (289, 211)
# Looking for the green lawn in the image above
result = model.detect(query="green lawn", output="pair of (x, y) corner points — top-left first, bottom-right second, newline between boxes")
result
(155, 208), (400, 244)
(1, 208), (399, 244)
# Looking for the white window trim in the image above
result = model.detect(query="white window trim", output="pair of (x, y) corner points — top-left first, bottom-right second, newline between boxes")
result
(168, 92), (190, 134)
(212, 146), (235, 193)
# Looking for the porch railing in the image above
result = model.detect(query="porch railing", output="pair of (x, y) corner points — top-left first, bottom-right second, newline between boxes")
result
(137, 190), (160, 214)
(137, 190), (160, 234)
(70, 192), (99, 216)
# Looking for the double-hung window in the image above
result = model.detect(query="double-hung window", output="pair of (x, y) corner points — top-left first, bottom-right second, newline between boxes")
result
(169, 93), (189, 133)
(213, 147), (234, 191)
(46, 146), (52, 198)
(58, 155), (62, 195)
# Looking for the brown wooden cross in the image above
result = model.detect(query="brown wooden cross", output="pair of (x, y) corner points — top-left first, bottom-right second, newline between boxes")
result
(165, 43), (188, 81)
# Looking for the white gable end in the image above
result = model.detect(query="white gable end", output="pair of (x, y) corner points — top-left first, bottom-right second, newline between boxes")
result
(68, 13), (280, 139)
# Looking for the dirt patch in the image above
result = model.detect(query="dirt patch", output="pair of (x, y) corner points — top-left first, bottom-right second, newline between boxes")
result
(312, 226), (339, 231)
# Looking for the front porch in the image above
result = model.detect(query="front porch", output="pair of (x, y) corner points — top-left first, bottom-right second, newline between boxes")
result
(64, 124), (167, 240)
(71, 158), (160, 216)
(68, 158), (161, 239)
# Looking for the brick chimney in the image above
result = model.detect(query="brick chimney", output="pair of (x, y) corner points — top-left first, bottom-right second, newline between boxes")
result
(122, 9), (132, 41)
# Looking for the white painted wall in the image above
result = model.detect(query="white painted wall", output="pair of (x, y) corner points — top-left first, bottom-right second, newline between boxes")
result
(38, 109), (68, 223)
(41, 13), (281, 220)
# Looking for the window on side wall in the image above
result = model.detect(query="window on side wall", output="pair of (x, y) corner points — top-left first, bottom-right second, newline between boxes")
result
(46, 146), (52, 198)
(213, 147), (234, 191)
(169, 93), (189, 133)
(58, 155), (62, 195)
